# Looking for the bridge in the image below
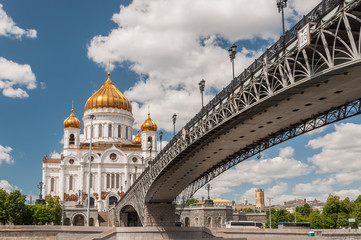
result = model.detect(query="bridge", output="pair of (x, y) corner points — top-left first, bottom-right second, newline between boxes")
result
(111, 0), (361, 227)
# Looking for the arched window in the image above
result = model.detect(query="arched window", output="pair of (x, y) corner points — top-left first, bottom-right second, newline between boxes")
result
(108, 124), (112, 137)
(116, 174), (120, 188)
(207, 217), (212, 227)
(50, 178), (55, 192)
(69, 134), (75, 145)
(69, 176), (73, 191)
(89, 197), (95, 207)
(109, 196), (117, 207)
(185, 217), (190, 227)
(98, 124), (102, 137)
(106, 174), (110, 188)
(73, 214), (84, 226)
(111, 174), (115, 188)
(126, 126), (129, 139)
(89, 218), (94, 226)
(64, 218), (70, 225)
(217, 217), (222, 228)
(118, 125), (121, 138)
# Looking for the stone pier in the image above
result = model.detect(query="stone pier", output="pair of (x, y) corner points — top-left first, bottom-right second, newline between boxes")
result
(143, 203), (176, 227)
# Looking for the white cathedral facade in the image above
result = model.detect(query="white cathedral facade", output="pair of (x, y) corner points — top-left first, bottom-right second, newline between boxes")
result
(42, 72), (158, 215)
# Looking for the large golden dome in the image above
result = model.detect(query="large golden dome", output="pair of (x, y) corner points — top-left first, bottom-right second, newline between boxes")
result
(141, 112), (157, 131)
(132, 130), (141, 144)
(84, 72), (132, 112)
(64, 109), (81, 129)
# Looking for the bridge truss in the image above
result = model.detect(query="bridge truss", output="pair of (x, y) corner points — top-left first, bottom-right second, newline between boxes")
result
(114, 0), (361, 225)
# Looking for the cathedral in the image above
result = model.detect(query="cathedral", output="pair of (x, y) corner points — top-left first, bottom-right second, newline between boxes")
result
(42, 72), (158, 225)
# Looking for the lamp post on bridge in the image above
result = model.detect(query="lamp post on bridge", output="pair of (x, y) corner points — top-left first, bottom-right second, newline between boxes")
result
(228, 44), (237, 79)
(199, 79), (205, 108)
(87, 114), (95, 227)
(276, 0), (288, 36)
(172, 114), (177, 136)
(159, 131), (163, 150)
(205, 184), (212, 200)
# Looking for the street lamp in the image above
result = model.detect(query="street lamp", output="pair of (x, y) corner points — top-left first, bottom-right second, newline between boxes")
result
(199, 79), (206, 108)
(87, 114), (95, 227)
(276, 0), (287, 35)
(141, 157), (144, 172)
(159, 131), (163, 150)
(268, 197), (273, 229)
(228, 44), (237, 79)
(205, 184), (212, 200)
(172, 114), (177, 136)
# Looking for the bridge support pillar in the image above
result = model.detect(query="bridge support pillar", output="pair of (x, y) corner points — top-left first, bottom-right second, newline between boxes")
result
(144, 203), (175, 226)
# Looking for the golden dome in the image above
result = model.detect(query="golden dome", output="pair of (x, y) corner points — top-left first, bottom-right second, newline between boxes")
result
(64, 109), (81, 129)
(84, 72), (132, 112)
(141, 112), (157, 131)
(132, 130), (141, 144)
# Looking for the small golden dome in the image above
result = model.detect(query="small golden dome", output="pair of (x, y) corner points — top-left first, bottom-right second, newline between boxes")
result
(141, 112), (157, 131)
(64, 109), (81, 129)
(132, 130), (141, 144)
(84, 72), (132, 112)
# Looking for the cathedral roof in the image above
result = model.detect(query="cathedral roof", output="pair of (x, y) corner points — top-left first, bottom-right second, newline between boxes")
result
(141, 112), (157, 132)
(132, 130), (142, 144)
(84, 72), (132, 112)
(64, 108), (81, 129)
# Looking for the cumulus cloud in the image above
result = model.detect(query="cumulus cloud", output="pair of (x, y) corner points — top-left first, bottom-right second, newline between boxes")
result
(293, 177), (336, 195)
(194, 147), (310, 198)
(307, 123), (361, 173)
(0, 145), (14, 165)
(49, 151), (61, 159)
(87, 0), (290, 132)
(0, 4), (37, 39)
(0, 57), (36, 98)
(0, 180), (18, 192)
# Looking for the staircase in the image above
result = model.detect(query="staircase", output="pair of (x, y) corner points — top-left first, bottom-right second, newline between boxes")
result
(98, 212), (109, 227)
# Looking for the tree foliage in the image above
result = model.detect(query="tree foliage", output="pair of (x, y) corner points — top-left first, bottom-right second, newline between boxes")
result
(0, 189), (62, 225)
(266, 194), (361, 229)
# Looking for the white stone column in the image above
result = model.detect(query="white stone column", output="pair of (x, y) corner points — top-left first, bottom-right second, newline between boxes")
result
(97, 164), (102, 200)
(60, 166), (65, 201)
(124, 163), (129, 191)
(80, 163), (85, 192)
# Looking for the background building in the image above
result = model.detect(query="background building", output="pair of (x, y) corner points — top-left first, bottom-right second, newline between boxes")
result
(255, 189), (265, 208)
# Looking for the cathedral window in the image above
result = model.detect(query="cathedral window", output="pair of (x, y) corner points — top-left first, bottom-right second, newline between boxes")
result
(111, 174), (115, 188)
(118, 125), (121, 138)
(126, 127), (129, 140)
(69, 176), (73, 191)
(98, 124), (102, 137)
(108, 124), (112, 137)
(116, 174), (119, 188)
(90, 173), (93, 189)
(51, 178), (55, 192)
(106, 174), (110, 188)
(69, 134), (75, 145)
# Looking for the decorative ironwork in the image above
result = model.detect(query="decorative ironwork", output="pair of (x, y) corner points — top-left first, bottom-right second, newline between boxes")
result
(114, 0), (361, 226)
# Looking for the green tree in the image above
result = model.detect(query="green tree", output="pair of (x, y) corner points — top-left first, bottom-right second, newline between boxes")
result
(4, 190), (27, 225)
(185, 198), (199, 207)
(0, 189), (8, 225)
(297, 203), (311, 217)
(310, 209), (323, 229)
(46, 196), (62, 224)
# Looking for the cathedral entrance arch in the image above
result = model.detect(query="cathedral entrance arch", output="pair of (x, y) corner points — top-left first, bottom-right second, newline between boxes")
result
(119, 205), (142, 227)
(73, 214), (85, 226)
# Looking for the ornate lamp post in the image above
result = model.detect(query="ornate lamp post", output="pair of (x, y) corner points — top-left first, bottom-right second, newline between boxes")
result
(159, 131), (163, 150)
(172, 114), (177, 136)
(87, 114), (95, 227)
(205, 184), (212, 200)
(276, 0), (288, 35)
(228, 44), (237, 79)
(199, 79), (206, 108)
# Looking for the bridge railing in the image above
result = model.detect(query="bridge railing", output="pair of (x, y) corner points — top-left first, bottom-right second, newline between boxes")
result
(122, 0), (344, 200)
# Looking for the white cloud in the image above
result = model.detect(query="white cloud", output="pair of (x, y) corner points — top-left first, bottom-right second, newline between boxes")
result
(0, 4), (37, 39)
(49, 151), (61, 159)
(293, 177), (336, 195)
(0, 180), (18, 192)
(194, 147), (310, 198)
(307, 123), (361, 173)
(0, 57), (36, 98)
(333, 188), (361, 201)
(87, 0), (287, 132)
(0, 145), (14, 165)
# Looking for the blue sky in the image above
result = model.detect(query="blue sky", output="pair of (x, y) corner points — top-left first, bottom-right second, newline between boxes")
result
(1, 0), (361, 205)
